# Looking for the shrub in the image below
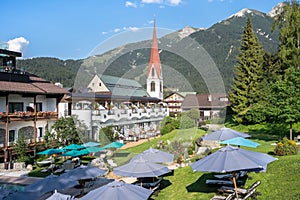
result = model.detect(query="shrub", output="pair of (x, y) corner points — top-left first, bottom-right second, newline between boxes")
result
(274, 137), (298, 156)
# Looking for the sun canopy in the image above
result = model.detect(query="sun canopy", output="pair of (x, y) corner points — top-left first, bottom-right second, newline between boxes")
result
(114, 157), (171, 178)
(131, 148), (174, 163)
(81, 180), (153, 200)
(202, 127), (250, 141)
(220, 137), (260, 148)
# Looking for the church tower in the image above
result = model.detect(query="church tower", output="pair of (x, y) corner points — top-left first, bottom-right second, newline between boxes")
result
(147, 20), (163, 100)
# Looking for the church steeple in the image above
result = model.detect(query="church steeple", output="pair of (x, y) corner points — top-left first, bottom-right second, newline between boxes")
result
(147, 20), (163, 100)
(148, 20), (161, 78)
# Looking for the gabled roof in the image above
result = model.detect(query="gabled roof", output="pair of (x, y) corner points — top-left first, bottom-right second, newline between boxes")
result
(94, 75), (149, 97)
(0, 71), (68, 95)
(164, 91), (196, 99)
(147, 20), (161, 78)
(181, 94), (230, 109)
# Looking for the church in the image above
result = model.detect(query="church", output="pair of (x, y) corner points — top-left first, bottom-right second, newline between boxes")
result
(71, 21), (168, 142)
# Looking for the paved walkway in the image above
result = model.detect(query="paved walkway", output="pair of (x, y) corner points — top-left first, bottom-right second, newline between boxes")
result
(0, 175), (41, 185)
(0, 169), (42, 185)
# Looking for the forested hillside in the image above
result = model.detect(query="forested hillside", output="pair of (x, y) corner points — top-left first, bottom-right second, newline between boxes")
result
(16, 8), (280, 92)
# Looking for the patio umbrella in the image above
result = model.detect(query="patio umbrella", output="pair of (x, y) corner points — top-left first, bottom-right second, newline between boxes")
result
(80, 180), (153, 200)
(37, 148), (65, 155)
(60, 166), (107, 181)
(63, 144), (85, 151)
(82, 142), (101, 147)
(202, 127), (250, 141)
(190, 145), (277, 199)
(102, 141), (124, 149)
(220, 137), (260, 148)
(114, 157), (171, 178)
(60, 149), (88, 157)
(131, 148), (174, 163)
(86, 146), (105, 153)
(24, 174), (77, 195)
(46, 190), (74, 200)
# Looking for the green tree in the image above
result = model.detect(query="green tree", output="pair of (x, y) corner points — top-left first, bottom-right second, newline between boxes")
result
(14, 136), (29, 162)
(267, 0), (300, 139)
(51, 115), (87, 145)
(229, 18), (265, 124)
(184, 109), (200, 125)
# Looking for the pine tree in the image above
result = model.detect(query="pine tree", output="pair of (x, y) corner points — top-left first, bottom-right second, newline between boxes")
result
(268, 0), (300, 139)
(229, 18), (265, 124)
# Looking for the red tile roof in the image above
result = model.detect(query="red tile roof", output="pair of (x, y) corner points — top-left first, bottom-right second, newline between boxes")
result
(181, 94), (230, 109)
(0, 73), (68, 95)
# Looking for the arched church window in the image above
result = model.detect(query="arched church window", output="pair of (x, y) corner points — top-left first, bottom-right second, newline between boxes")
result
(152, 68), (155, 77)
(151, 81), (155, 92)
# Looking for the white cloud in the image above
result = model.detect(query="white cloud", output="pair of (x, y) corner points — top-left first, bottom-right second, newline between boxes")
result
(114, 28), (121, 33)
(102, 31), (108, 35)
(7, 37), (29, 54)
(125, 1), (137, 8)
(167, 0), (181, 6)
(142, 0), (162, 3)
(123, 26), (140, 32)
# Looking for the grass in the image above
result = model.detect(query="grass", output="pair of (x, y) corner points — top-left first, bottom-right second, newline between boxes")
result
(116, 126), (300, 200)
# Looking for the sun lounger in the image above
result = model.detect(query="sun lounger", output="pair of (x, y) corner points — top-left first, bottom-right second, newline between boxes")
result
(206, 179), (243, 186)
(36, 158), (52, 165)
(218, 180), (261, 195)
(210, 192), (235, 200)
(41, 164), (56, 173)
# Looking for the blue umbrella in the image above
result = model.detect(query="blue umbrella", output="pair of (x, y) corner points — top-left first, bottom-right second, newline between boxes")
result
(60, 149), (89, 157)
(191, 145), (277, 199)
(191, 145), (276, 173)
(63, 144), (85, 151)
(131, 148), (174, 163)
(81, 180), (153, 200)
(202, 127), (250, 141)
(60, 166), (107, 181)
(37, 148), (64, 155)
(46, 190), (74, 200)
(220, 137), (260, 148)
(114, 157), (171, 178)
(102, 142), (124, 149)
(24, 174), (77, 195)
(86, 147), (105, 153)
(82, 142), (101, 147)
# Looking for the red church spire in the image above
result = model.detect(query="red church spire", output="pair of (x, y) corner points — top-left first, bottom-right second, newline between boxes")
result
(148, 20), (161, 78)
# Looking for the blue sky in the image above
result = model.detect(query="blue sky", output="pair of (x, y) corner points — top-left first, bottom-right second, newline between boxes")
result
(1, 0), (283, 60)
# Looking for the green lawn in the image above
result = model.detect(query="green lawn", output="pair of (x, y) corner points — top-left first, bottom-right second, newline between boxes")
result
(115, 127), (300, 200)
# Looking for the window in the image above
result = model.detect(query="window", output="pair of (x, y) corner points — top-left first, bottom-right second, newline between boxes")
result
(9, 102), (23, 113)
(36, 103), (42, 112)
(38, 127), (43, 137)
(151, 81), (155, 92)
(99, 83), (101, 86)
(9, 130), (15, 142)
(151, 68), (155, 77)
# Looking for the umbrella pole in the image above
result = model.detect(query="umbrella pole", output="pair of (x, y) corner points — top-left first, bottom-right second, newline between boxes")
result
(232, 172), (239, 200)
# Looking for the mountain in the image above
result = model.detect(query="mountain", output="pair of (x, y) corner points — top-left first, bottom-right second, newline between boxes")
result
(17, 4), (282, 93)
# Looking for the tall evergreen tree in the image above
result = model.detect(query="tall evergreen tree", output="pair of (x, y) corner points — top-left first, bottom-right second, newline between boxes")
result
(267, 0), (300, 139)
(229, 18), (265, 124)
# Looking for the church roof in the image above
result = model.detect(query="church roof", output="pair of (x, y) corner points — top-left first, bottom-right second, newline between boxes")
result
(96, 75), (149, 97)
(147, 20), (161, 78)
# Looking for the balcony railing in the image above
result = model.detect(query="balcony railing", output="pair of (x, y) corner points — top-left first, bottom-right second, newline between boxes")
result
(0, 111), (58, 121)
(91, 107), (168, 125)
